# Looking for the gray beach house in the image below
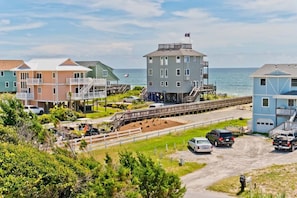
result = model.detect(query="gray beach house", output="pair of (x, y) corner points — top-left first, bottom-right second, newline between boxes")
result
(144, 42), (215, 103)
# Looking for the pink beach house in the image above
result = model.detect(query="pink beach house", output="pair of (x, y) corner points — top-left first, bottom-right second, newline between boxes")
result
(12, 58), (107, 112)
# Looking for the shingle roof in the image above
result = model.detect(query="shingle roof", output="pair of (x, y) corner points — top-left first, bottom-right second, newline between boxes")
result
(0, 60), (24, 70)
(12, 58), (91, 71)
(250, 64), (297, 77)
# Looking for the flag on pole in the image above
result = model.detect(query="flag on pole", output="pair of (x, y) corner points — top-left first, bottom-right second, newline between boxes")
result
(185, 33), (190, 37)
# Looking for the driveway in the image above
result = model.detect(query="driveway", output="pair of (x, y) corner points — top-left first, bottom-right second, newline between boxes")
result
(170, 135), (297, 197)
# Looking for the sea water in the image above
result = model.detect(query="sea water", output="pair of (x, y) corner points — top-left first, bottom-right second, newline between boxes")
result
(114, 67), (258, 96)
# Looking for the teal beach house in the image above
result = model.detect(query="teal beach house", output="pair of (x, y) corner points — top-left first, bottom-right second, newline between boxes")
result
(251, 64), (297, 134)
(0, 60), (24, 93)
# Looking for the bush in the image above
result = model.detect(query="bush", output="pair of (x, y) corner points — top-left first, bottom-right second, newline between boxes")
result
(38, 114), (52, 124)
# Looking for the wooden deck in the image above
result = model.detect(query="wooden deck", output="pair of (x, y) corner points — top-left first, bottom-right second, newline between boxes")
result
(110, 96), (252, 130)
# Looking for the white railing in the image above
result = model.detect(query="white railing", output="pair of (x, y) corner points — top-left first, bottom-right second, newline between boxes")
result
(67, 91), (107, 100)
(276, 108), (296, 116)
(16, 92), (34, 100)
(66, 78), (92, 85)
(26, 78), (42, 85)
(55, 116), (234, 152)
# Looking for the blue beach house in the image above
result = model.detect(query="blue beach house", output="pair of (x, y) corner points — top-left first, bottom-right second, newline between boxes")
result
(251, 64), (297, 133)
(0, 60), (24, 93)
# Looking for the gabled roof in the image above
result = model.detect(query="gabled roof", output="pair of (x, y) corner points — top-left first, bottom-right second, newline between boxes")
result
(0, 60), (24, 70)
(12, 58), (91, 72)
(250, 64), (297, 77)
(77, 61), (119, 81)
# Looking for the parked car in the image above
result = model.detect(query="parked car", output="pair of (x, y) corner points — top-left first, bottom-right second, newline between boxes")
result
(272, 131), (297, 152)
(123, 96), (140, 103)
(206, 129), (234, 147)
(24, 105), (44, 115)
(188, 137), (213, 153)
(149, 103), (164, 108)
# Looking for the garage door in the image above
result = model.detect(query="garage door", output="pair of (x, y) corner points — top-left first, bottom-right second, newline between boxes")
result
(256, 118), (274, 133)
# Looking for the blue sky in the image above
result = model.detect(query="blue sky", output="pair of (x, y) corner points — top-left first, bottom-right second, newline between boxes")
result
(1, 0), (297, 68)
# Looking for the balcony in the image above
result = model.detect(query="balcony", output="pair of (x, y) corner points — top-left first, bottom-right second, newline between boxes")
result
(202, 61), (208, 67)
(27, 78), (43, 85)
(66, 78), (106, 86)
(16, 92), (34, 100)
(276, 108), (295, 116)
(66, 91), (107, 100)
(202, 73), (208, 79)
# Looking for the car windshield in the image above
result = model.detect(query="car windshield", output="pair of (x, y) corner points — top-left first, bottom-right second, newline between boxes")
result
(220, 133), (232, 137)
(197, 140), (210, 144)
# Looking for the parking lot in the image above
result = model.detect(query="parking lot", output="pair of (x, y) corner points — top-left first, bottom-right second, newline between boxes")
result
(171, 135), (297, 197)
(163, 105), (297, 197)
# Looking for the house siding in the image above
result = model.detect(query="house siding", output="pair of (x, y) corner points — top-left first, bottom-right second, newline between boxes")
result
(144, 43), (208, 103)
(251, 64), (297, 133)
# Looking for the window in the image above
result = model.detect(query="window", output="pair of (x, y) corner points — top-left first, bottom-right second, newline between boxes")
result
(148, 81), (152, 86)
(262, 98), (269, 107)
(160, 69), (164, 78)
(165, 81), (168, 87)
(176, 81), (181, 87)
(102, 70), (108, 77)
(5, 81), (9, 88)
(13, 81), (16, 87)
(21, 72), (28, 79)
(164, 56), (168, 65)
(288, 99), (295, 107)
(292, 79), (297, 87)
(52, 72), (56, 78)
(148, 68), (153, 76)
(176, 56), (181, 63)
(148, 57), (153, 63)
(53, 88), (56, 94)
(0, 71), (4, 77)
(13, 71), (16, 76)
(260, 78), (266, 86)
(160, 81), (164, 87)
(36, 73), (42, 79)
(185, 68), (190, 76)
(165, 68), (168, 78)
(160, 57), (164, 65)
(193, 56), (197, 62)
(176, 69), (181, 76)
(184, 56), (190, 63)
(38, 87), (41, 94)
(74, 73), (80, 78)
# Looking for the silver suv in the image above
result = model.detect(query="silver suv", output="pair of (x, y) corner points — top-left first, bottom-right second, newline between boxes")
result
(24, 105), (44, 115)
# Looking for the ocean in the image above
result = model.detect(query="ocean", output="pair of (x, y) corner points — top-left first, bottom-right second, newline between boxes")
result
(114, 67), (258, 96)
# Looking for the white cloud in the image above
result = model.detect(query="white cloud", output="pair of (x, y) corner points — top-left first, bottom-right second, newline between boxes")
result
(0, 22), (45, 32)
(0, 19), (10, 25)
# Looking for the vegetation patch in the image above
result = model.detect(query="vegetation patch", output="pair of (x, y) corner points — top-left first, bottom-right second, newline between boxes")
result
(207, 163), (297, 197)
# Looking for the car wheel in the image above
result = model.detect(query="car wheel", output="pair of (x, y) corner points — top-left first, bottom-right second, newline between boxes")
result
(214, 141), (218, 147)
(39, 110), (44, 115)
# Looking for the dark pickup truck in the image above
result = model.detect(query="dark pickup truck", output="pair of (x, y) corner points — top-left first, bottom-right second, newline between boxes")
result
(272, 131), (297, 152)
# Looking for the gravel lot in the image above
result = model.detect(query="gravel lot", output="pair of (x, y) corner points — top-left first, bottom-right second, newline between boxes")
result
(171, 134), (297, 197)
(166, 105), (297, 197)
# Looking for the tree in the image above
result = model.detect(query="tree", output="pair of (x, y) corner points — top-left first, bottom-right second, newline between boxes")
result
(119, 151), (186, 198)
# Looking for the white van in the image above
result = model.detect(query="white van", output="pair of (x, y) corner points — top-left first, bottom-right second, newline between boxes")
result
(149, 103), (164, 108)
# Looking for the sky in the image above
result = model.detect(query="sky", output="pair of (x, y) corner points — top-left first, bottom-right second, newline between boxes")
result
(1, 0), (297, 68)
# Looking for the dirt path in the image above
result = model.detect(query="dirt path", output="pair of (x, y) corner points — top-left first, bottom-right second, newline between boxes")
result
(170, 135), (297, 197)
